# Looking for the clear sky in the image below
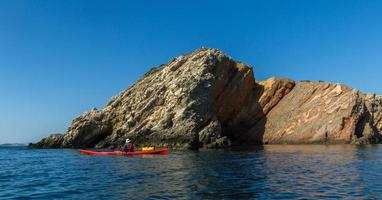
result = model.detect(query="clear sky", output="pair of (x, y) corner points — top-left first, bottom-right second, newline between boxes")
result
(1, 0), (382, 144)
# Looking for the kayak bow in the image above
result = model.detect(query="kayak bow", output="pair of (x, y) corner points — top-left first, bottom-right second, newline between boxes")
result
(79, 148), (169, 155)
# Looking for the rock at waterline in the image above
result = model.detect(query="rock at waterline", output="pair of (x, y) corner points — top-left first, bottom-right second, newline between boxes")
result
(30, 48), (382, 149)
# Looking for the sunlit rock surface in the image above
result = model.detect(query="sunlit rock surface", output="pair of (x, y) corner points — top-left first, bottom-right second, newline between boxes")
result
(30, 48), (382, 149)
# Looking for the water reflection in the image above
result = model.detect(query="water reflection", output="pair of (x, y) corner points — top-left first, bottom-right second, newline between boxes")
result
(260, 145), (378, 199)
(2, 145), (382, 199)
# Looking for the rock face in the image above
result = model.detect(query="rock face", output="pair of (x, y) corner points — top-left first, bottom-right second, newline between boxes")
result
(245, 81), (382, 144)
(30, 48), (382, 149)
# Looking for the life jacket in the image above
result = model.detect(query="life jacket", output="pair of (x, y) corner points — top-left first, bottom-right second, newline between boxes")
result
(127, 143), (134, 152)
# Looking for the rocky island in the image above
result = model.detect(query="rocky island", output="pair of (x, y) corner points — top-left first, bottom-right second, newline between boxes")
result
(30, 48), (382, 149)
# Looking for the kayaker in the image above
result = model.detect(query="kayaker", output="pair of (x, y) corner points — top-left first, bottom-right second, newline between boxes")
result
(123, 138), (134, 152)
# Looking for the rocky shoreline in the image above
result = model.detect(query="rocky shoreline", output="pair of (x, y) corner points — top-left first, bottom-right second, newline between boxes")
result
(30, 48), (382, 149)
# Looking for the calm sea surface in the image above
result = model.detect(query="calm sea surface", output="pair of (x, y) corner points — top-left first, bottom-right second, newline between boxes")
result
(1, 145), (382, 199)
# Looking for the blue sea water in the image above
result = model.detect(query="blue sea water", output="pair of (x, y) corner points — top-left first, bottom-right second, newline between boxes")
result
(1, 145), (382, 199)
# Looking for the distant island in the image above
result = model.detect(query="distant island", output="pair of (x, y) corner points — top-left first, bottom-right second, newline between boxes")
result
(30, 48), (382, 149)
(1, 143), (27, 147)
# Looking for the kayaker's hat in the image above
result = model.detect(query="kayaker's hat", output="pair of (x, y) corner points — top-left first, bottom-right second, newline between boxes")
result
(125, 139), (131, 144)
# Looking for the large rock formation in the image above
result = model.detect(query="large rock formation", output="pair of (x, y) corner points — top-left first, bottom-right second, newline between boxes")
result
(30, 48), (382, 149)
(31, 48), (259, 149)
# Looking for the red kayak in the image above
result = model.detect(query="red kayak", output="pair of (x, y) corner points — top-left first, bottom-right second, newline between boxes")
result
(79, 148), (169, 155)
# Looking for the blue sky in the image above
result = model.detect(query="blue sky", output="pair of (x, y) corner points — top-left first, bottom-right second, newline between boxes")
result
(1, 0), (382, 143)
